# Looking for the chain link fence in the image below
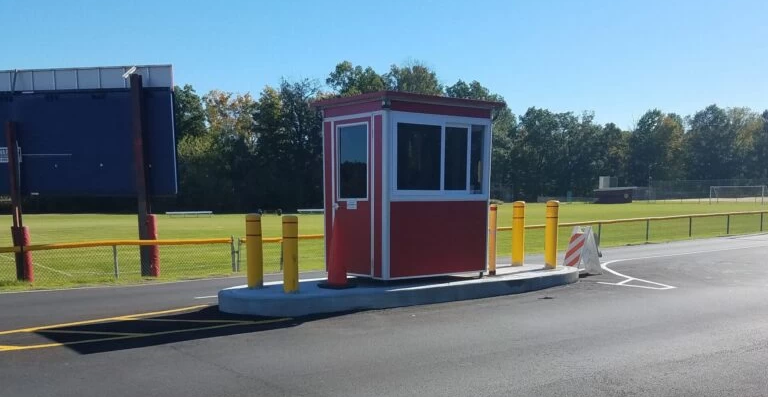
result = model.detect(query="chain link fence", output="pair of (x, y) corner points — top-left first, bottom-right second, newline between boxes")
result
(639, 179), (768, 202)
(235, 236), (326, 274)
(0, 236), (327, 286)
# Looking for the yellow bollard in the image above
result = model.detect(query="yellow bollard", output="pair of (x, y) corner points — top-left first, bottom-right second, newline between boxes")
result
(488, 204), (498, 276)
(282, 215), (299, 293)
(544, 200), (560, 269)
(512, 201), (526, 266)
(246, 214), (263, 288)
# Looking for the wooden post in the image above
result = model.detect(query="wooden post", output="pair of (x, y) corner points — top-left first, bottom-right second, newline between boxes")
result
(5, 121), (33, 281)
(130, 73), (154, 277)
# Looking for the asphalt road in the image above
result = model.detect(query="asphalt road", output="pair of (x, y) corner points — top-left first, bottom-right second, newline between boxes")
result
(2, 234), (768, 396)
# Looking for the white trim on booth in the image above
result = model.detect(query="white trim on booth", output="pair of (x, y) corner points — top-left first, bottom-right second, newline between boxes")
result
(370, 114), (375, 276)
(484, 122), (493, 272)
(389, 195), (488, 202)
(389, 111), (491, 202)
(335, 121), (370, 202)
(382, 109), (391, 280)
(330, 119), (336, 232)
(321, 117), (327, 272)
(323, 111), (384, 122)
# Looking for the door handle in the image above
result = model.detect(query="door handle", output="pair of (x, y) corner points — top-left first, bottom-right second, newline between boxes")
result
(332, 203), (340, 210)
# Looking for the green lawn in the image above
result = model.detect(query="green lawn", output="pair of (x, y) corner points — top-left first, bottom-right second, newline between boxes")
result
(1, 201), (766, 289)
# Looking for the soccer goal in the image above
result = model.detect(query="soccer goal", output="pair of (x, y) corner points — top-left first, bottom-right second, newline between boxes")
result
(709, 185), (767, 204)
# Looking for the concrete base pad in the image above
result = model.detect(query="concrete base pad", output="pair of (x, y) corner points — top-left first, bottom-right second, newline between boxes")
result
(218, 265), (579, 317)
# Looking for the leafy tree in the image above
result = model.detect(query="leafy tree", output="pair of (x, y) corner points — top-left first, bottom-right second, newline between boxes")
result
(202, 90), (257, 140)
(446, 80), (491, 100)
(176, 133), (235, 211)
(250, 80), (323, 209)
(173, 84), (206, 140)
(684, 104), (745, 180)
(510, 107), (565, 199)
(750, 111), (768, 178)
(384, 61), (442, 95)
(596, 123), (630, 183)
(560, 112), (605, 195)
(628, 110), (685, 185)
(726, 107), (764, 178)
(326, 61), (386, 96)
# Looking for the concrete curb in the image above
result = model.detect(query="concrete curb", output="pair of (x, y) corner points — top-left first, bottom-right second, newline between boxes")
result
(219, 266), (579, 317)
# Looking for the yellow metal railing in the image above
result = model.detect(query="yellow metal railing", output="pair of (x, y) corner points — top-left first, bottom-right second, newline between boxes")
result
(498, 210), (768, 231)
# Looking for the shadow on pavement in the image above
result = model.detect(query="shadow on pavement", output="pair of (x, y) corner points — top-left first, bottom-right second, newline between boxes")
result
(33, 306), (345, 355)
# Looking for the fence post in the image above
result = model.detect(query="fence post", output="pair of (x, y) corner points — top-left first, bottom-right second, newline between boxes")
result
(282, 216), (299, 293)
(544, 200), (559, 269)
(511, 201), (525, 266)
(488, 205), (498, 275)
(112, 245), (119, 279)
(236, 238), (242, 272)
(597, 223), (602, 246)
(688, 217), (693, 238)
(246, 214), (264, 289)
(230, 235), (237, 273)
(645, 219), (650, 242)
(761, 213), (764, 232)
(726, 214), (731, 235)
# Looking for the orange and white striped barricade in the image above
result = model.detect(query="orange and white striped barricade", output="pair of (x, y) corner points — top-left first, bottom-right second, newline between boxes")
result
(563, 226), (602, 275)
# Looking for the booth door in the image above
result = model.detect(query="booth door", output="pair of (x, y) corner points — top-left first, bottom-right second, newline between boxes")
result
(332, 121), (372, 276)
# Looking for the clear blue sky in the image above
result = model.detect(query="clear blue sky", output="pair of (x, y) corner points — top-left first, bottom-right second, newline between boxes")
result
(3, 0), (766, 129)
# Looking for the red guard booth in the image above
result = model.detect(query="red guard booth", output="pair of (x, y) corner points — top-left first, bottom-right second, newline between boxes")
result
(313, 91), (503, 280)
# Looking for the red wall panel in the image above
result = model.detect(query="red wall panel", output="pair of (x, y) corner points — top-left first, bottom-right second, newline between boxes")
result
(389, 201), (487, 278)
(324, 101), (382, 118)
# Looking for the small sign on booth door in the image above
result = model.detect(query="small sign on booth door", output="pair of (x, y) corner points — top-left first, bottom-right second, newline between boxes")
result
(347, 200), (357, 210)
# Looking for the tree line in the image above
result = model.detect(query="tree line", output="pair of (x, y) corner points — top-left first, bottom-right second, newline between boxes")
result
(170, 60), (768, 210)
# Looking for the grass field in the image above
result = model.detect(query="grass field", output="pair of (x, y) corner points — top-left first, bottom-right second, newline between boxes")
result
(0, 201), (766, 289)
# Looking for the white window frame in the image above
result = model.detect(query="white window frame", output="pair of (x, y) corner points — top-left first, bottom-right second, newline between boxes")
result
(443, 123), (471, 194)
(391, 111), (491, 201)
(336, 122), (369, 202)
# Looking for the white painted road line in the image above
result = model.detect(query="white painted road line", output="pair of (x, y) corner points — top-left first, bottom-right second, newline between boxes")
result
(599, 258), (676, 290)
(597, 242), (768, 290)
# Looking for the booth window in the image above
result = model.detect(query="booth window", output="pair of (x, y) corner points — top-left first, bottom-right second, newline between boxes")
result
(338, 124), (368, 199)
(444, 126), (468, 190)
(470, 125), (485, 193)
(397, 123), (441, 190)
(396, 121), (487, 193)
